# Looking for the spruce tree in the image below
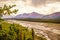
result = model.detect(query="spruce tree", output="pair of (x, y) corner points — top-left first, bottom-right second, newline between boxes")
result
(31, 28), (35, 40)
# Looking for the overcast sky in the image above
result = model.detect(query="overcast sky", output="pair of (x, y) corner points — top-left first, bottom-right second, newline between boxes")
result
(0, 0), (60, 16)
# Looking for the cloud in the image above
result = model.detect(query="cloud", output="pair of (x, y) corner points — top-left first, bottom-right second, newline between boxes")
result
(21, 0), (60, 7)
(0, 0), (60, 15)
(1, 0), (60, 7)
(31, 0), (60, 7)
(0, 0), (8, 1)
(22, 0), (27, 2)
(31, 0), (46, 6)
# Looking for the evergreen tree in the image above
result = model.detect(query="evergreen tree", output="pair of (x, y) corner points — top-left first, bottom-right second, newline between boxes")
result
(0, 24), (2, 30)
(31, 28), (35, 40)
(23, 33), (26, 40)
(20, 31), (22, 40)
(0, 4), (18, 17)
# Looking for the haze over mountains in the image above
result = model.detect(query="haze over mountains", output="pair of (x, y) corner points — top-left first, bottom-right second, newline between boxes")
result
(14, 12), (60, 20)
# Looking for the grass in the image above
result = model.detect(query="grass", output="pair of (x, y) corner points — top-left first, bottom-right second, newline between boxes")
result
(0, 19), (47, 40)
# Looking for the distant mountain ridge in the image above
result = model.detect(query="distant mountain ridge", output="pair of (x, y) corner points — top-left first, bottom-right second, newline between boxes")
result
(15, 12), (60, 20)
(46, 12), (60, 19)
(15, 12), (44, 19)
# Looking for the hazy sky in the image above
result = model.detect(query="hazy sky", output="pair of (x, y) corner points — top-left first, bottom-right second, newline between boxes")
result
(0, 0), (60, 16)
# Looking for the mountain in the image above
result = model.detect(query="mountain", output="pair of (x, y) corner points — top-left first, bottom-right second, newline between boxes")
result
(14, 12), (60, 20)
(43, 12), (60, 19)
(15, 12), (44, 19)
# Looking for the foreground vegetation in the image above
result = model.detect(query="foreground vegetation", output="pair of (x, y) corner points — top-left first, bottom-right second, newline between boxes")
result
(0, 19), (46, 40)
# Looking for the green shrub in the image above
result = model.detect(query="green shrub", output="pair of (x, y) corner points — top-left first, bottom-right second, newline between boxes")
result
(0, 21), (47, 40)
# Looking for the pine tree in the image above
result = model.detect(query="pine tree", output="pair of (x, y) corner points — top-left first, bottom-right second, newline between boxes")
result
(0, 4), (18, 17)
(23, 33), (26, 40)
(20, 31), (22, 40)
(0, 24), (2, 30)
(31, 28), (35, 40)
